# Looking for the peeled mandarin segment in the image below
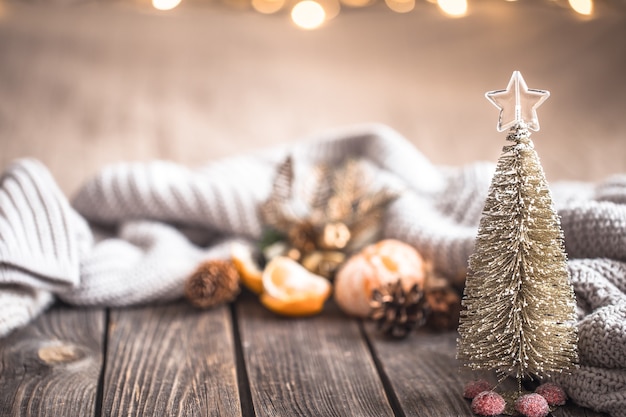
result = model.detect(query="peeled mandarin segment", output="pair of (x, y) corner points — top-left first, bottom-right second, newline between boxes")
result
(263, 256), (328, 298)
(261, 256), (332, 316)
(260, 293), (327, 317)
(231, 243), (264, 294)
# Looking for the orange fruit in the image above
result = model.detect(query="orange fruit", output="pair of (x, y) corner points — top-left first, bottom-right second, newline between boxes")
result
(231, 243), (263, 294)
(334, 239), (427, 317)
(260, 256), (332, 317)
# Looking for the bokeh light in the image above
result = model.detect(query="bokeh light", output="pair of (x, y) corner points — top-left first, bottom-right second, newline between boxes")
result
(385, 0), (415, 14)
(252, 0), (285, 14)
(291, 0), (326, 30)
(152, 0), (182, 11)
(437, 0), (468, 17)
(568, 0), (593, 16)
(317, 0), (341, 20)
(340, 0), (372, 8)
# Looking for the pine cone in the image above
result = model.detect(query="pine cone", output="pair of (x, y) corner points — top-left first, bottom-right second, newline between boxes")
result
(425, 286), (461, 330)
(423, 273), (462, 330)
(184, 259), (240, 309)
(370, 279), (429, 339)
(287, 222), (317, 255)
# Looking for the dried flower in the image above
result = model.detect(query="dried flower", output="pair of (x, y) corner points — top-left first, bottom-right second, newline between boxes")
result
(260, 157), (401, 278)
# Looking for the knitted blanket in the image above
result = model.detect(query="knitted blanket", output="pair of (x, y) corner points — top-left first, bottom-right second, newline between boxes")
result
(1, 125), (624, 416)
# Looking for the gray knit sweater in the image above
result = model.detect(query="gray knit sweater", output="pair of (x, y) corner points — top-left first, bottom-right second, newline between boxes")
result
(1, 125), (624, 416)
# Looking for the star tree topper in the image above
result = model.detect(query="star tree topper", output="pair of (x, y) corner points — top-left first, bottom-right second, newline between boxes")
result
(486, 71), (550, 132)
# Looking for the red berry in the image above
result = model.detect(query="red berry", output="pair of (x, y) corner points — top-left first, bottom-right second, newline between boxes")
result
(535, 382), (567, 406)
(471, 391), (506, 416)
(515, 393), (550, 417)
(463, 379), (493, 399)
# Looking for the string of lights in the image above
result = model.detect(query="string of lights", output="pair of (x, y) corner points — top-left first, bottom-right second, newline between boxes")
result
(151, 0), (596, 29)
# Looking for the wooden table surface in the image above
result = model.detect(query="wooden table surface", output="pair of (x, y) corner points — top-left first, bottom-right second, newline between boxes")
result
(0, 294), (608, 417)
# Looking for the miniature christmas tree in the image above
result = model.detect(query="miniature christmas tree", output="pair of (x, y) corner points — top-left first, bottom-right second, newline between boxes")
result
(457, 72), (578, 387)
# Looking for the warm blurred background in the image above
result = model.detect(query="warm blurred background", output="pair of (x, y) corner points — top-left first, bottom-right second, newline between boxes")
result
(0, 0), (624, 195)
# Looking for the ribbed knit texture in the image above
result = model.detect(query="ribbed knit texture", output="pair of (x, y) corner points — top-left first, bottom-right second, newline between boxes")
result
(61, 223), (246, 306)
(0, 159), (92, 291)
(0, 124), (624, 415)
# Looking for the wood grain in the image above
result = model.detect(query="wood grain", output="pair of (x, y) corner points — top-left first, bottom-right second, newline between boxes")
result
(363, 326), (473, 416)
(101, 302), (241, 417)
(364, 325), (609, 417)
(553, 403), (609, 417)
(0, 305), (104, 417)
(237, 296), (394, 417)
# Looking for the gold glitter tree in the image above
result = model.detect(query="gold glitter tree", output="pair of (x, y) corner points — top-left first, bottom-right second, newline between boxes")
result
(457, 72), (578, 385)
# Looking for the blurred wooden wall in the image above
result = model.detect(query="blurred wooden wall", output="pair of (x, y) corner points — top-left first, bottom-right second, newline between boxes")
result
(0, 0), (625, 195)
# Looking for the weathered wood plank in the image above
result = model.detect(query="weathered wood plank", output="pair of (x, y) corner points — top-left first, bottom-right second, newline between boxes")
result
(553, 403), (609, 417)
(364, 326), (473, 416)
(101, 301), (241, 417)
(365, 325), (609, 417)
(237, 296), (395, 417)
(0, 304), (104, 417)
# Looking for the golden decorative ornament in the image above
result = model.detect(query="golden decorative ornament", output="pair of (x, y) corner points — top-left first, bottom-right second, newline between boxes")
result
(318, 222), (351, 250)
(259, 156), (402, 278)
(287, 222), (317, 255)
(334, 239), (427, 317)
(184, 259), (240, 309)
(301, 250), (346, 278)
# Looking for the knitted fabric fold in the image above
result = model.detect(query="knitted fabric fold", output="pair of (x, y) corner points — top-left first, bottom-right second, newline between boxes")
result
(560, 201), (626, 261)
(0, 124), (624, 416)
(0, 159), (92, 291)
(0, 285), (54, 337)
(551, 259), (626, 417)
(553, 365), (626, 417)
(72, 157), (275, 238)
(60, 222), (248, 306)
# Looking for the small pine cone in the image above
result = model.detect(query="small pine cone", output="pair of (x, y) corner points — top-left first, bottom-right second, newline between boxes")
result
(370, 279), (429, 339)
(288, 222), (318, 254)
(184, 259), (240, 309)
(425, 285), (461, 330)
